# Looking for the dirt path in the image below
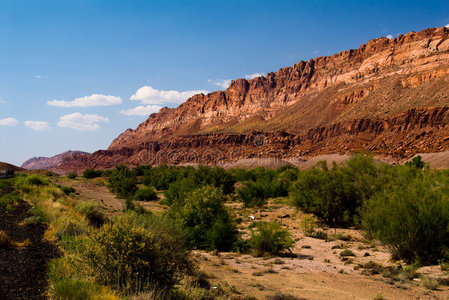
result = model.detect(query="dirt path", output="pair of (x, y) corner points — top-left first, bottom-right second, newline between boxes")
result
(0, 187), (60, 299)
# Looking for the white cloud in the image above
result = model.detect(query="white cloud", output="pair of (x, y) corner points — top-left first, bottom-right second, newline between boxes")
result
(130, 86), (207, 105)
(25, 121), (50, 131)
(0, 97), (6, 104)
(386, 34), (394, 39)
(48, 94), (122, 107)
(244, 73), (265, 80)
(120, 105), (162, 116)
(57, 112), (109, 131)
(34, 75), (47, 79)
(445, 24), (449, 28)
(208, 79), (232, 89)
(0, 117), (19, 127)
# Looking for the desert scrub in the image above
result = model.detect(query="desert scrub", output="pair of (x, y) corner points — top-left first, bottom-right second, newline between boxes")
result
(362, 167), (449, 264)
(83, 212), (192, 293)
(75, 201), (106, 227)
(168, 186), (238, 251)
(0, 192), (21, 212)
(249, 221), (293, 256)
(82, 168), (103, 179)
(340, 249), (355, 257)
(59, 185), (75, 195)
(107, 165), (138, 199)
(421, 276), (439, 290)
(134, 187), (159, 201)
(24, 174), (49, 186)
(67, 172), (77, 179)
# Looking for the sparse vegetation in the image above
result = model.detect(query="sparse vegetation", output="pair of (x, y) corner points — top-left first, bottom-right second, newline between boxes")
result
(248, 221), (293, 256)
(168, 186), (238, 251)
(67, 172), (77, 179)
(134, 187), (158, 201)
(82, 168), (103, 179)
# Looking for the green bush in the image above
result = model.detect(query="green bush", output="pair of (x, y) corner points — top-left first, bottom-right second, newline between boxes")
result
(107, 165), (137, 199)
(59, 185), (75, 195)
(290, 155), (377, 227)
(132, 164), (152, 176)
(248, 221), (293, 256)
(75, 202), (106, 227)
(24, 174), (49, 186)
(134, 187), (158, 201)
(84, 212), (191, 293)
(237, 180), (268, 207)
(169, 186), (238, 251)
(362, 167), (449, 264)
(192, 166), (236, 195)
(163, 178), (194, 206)
(67, 172), (77, 179)
(142, 165), (194, 190)
(405, 155), (425, 169)
(82, 168), (103, 179)
(0, 192), (21, 211)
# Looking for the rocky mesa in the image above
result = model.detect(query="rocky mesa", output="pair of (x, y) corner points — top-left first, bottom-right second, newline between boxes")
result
(51, 27), (449, 172)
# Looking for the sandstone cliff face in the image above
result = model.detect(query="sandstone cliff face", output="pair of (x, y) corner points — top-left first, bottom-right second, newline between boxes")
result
(47, 27), (449, 172)
(109, 27), (449, 150)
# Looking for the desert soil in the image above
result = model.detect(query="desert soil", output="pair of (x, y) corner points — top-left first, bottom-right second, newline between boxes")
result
(27, 177), (449, 299)
(0, 182), (60, 300)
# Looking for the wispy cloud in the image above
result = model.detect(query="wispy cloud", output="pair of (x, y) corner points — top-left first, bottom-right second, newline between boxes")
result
(244, 73), (264, 80)
(312, 50), (319, 55)
(34, 75), (47, 79)
(446, 24), (449, 28)
(208, 79), (232, 89)
(0, 117), (19, 127)
(48, 94), (122, 107)
(0, 97), (6, 104)
(130, 86), (207, 105)
(386, 34), (394, 39)
(25, 121), (51, 131)
(57, 113), (109, 131)
(120, 105), (162, 116)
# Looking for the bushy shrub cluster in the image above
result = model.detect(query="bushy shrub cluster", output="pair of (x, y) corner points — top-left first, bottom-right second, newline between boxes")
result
(362, 167), (449, 264)
(134, 187), (158, 201)
(143, 165), (236, 195)
(84, 212), (191, 292)
(67, 172), (77, 179)
(168, 186), (238, 251)
(59, 185), (75, 195)
(248, 221), (293, 256)
(236, 166), (299, 207)
(82, 168), (103, 179)
(290, 155), (377, 226)
(107, 165), (137, 200)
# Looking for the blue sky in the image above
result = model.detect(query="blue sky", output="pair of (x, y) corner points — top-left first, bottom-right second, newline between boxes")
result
(1, 0), (448, 166)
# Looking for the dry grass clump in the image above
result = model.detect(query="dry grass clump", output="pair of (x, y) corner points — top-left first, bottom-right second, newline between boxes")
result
(0, 230), (15, 249)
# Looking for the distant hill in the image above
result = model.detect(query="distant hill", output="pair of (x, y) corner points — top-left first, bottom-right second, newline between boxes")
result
(0, 162), (24, 172)
(21, 151), (89, 170)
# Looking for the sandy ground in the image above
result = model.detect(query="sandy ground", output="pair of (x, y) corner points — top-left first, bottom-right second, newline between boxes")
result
(54, 177), (166, 214)
(53, 177), (449, 299)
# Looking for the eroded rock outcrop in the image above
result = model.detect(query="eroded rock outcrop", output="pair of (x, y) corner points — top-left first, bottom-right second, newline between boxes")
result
(38, 27), (449, 172)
